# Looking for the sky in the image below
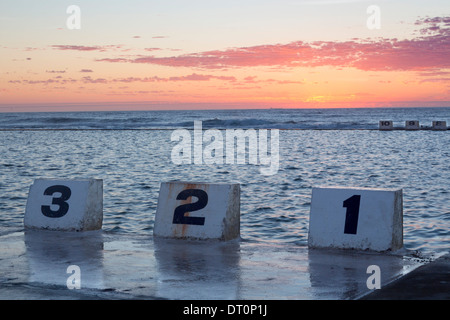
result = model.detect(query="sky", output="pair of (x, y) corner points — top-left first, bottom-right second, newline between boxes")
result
(0, 0), (449, 111)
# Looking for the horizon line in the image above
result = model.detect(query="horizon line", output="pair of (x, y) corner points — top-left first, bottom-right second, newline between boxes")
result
(1, 101), (449, 113)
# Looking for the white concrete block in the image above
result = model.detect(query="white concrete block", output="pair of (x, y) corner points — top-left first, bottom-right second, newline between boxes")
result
(405, 120), (419, 130)
(25, 179), (103, 231)
(432, 121), (447, 130)
(379, 121), (393, 130)
(154, 181), (240, 240)
(308, 187), (403, 251)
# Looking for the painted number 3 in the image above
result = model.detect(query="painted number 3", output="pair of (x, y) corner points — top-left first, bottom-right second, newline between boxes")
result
(41, 185), (72, 218)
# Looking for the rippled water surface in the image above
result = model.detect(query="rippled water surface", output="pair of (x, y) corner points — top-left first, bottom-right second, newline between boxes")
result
(1, 125), (448, 254)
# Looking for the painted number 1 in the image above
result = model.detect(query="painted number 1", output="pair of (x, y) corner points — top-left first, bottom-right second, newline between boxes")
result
(343, 195), (361, 234)
(173, 189), (208, 226)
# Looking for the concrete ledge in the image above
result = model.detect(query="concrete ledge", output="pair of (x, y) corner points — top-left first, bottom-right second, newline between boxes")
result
(361, 253), (450, 300)
(0, 227), (437, 300)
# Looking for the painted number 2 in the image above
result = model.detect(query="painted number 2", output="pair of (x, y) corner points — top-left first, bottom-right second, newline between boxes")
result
(41, 185), (72, 218)
(343, 195), (361, 234)
(173, 189), (208, 226)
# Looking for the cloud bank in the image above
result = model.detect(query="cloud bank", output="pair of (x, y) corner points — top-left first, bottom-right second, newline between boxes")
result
(96, 16), (449, 72)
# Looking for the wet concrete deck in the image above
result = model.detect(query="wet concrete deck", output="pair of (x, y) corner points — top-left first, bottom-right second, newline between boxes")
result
(0, 227), (438, 300)
(362, 253), (450, 300)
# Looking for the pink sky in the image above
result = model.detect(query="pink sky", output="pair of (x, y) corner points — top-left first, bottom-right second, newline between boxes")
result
(0, 1), (449, 111)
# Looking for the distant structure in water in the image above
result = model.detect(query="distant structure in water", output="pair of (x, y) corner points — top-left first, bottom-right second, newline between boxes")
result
(379, 120), (448, 130)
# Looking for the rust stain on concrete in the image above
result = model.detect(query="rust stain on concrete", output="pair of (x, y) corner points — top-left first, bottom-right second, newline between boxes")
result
(171, 183), (208, 238)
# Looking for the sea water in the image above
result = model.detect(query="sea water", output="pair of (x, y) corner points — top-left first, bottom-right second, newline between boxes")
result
(0, 107), (448, 255)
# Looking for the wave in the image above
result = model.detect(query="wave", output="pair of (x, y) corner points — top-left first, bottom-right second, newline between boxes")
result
(0, 108), (448, 130)
(43, 117), (88, 124)
(201, 118), (274, 128)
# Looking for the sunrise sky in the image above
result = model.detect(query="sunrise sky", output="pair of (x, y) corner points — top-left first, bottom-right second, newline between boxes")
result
(0, 0), (449, 111)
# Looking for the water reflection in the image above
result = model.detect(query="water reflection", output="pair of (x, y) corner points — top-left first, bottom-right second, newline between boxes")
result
(24, 229), (104, 289)
(153, 237), (241, 299)
(307, 247), (420, 299)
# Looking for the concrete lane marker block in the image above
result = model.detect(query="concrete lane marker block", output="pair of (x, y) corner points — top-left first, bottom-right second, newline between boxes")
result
(25, 179), (103, 231)
(154, 181), (240, 240)
(379, 121), (393, 130)
(405, 120), (419, 130)
(308, 187), (403, 251)
(432, 121), (447, 130)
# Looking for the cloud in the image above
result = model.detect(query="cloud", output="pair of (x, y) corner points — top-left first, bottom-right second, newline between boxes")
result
(6, 72), (238, 93)
(51, 45), (123, 52)
(96, 58), (128, 63)
(417, 70), (450, 77)
(112, 73), (237, 83)
(420, 77), (450, 83)
(96, 16), (449, 72)
(415, 16), (450, 32)
(7, 73), (238, 87)
(81, 76), (107, 84)
(243, 76), (304, 85)
(417, 69), (450, 84)
(168, 73), (236, 82)
(8, 78), (76, 85)
(52, 45), (102, 51)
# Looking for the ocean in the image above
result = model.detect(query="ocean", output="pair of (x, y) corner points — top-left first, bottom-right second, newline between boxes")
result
(0, 107), (449, 255)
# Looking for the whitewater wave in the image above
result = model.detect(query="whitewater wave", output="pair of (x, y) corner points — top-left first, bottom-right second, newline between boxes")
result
(0, 108), (448, 130)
